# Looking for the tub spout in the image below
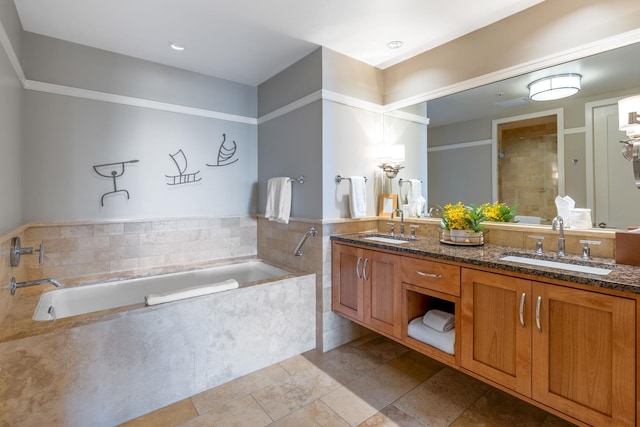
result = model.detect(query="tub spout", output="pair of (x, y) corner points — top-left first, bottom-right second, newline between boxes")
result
(293, 227), (318, 256)
(10, 277), (63, 295)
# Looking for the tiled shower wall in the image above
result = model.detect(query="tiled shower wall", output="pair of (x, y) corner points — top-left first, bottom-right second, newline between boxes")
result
(0, 216), (257, 323)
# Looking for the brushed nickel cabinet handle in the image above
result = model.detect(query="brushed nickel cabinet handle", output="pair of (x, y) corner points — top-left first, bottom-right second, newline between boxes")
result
(535, 296), (542, 332)
(363, 258), (369, 281)
(519, 292), (526, 327)
(416, 271), (442, 279)
(356, 257), (362, 279)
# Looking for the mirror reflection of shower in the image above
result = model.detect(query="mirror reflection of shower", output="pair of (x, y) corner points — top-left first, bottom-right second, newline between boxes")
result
(93, 159), (139, 206)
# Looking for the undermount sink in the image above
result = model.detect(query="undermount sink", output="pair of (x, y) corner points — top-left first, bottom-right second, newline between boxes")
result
(364, 236), (411, 245)
(500, 253), (612, 276)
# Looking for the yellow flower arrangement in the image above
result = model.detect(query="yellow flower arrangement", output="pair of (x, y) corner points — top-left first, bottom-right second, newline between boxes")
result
(481, 201), (518, 223)
(440, 202), (486, 232)
(441, 201), (517, 232)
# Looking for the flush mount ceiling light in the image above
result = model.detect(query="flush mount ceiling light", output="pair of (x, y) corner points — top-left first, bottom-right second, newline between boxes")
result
(169, 42), (185, 51)
(528, 73), (581, 101)
(387, 40), (404, 50)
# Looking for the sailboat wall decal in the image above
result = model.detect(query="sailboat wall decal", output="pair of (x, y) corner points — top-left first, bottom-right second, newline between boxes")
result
(166, 149), (202, 185)
(207, 133), (239, 167)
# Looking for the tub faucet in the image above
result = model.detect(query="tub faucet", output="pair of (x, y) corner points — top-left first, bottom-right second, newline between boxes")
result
(10, 277), (63, 295)
(551, 216), (565, 257)
(392, 208), (405, 236)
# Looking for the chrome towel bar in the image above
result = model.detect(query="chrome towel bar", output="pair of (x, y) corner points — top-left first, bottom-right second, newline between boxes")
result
(335, 175), (367, 184)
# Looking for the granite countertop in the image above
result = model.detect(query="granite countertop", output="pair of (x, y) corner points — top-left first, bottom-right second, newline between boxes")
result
(331, 233), (640, 295)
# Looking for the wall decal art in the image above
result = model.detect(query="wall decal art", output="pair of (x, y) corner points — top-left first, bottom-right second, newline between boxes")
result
(207, 133), (239, 167)
(166, 149), (202, 185)
(93, 159), (139, 206)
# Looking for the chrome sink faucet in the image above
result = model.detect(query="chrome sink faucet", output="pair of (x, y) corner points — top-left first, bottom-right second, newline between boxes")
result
(392, 208), (405, 237)
(551, 216), (565, 257)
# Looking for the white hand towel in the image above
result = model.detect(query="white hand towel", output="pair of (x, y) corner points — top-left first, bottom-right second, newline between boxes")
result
(145, 279), (239, 306)
(349, 176), (367, 219)
(407, 179), (422, 204)
(408, 317), (455, 355)
(422, 309), (455, 332)
(265, 177), (292, 224)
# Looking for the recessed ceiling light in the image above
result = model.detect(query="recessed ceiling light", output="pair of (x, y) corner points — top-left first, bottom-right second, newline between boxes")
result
(169, 42), (185, 51)
(387, 41), (404, 50)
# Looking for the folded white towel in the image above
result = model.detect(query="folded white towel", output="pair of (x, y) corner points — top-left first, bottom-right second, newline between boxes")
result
(408, 317), (455, 355)
(407, 179), (422, 204)
(265, 177), (292, 224)
(145, 279), (239, 306)
(422, 309), (455, 332)
(349, 176), (367, 219)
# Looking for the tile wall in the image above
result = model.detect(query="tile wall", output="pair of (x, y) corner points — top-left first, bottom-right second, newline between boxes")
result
(0, 216), (257, 323)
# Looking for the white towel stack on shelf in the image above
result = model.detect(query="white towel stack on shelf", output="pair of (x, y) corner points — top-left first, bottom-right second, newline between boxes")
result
(145, 279), (239, 306)
(349, 176), (367, 219)
(407, 309), (455, 355)
(265, 177), (292, 224)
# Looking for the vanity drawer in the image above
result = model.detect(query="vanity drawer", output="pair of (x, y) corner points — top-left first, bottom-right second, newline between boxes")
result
(402, 257), (461, 296)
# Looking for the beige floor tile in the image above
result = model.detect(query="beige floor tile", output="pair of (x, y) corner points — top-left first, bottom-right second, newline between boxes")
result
(278, 354), (322, 376)
(267, 400), (350, 427)
(358, 405), (425, 427)
(462, 388), (549, 427)
(320, 385), (380, 426)
(394, 368), (489, 426)
(384, 349), (445, 382)
(119, 398), (197, 427)
(178, 394), (272, 427)
(352, 336), (410, 364)
(449, 410), (500, 426)
(252, 367), (342, 421)
(191, 364), (291, 414)
(321, 364), (420, 426)
(541, 414), (578, 427)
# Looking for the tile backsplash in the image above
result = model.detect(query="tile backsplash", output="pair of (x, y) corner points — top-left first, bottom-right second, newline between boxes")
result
(1, 216), (257, 285)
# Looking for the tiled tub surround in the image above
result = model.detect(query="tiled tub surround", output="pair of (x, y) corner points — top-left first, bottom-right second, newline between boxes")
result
(0, 270), (316, 426)
(0, 216), (257, 322)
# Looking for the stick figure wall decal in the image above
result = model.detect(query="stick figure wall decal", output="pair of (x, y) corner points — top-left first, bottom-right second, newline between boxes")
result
(166, 149), (202, 185)
(93, 160), (139, 206)
(207, 133), (239, 167)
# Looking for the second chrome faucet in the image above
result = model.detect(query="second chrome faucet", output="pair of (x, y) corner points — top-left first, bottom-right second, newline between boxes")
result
(551, 215), (565, 257)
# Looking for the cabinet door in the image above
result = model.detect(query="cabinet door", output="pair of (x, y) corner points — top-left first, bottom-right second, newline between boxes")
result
(532, 282), (636, 427)
(461, 269), (532, 396)
(331, 243), (364, 322)
(364, 250), (402, 337)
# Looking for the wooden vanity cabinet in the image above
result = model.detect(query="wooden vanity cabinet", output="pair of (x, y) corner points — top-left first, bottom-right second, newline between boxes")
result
(331, 242), (402, 337)
(461, 268), (636, 427)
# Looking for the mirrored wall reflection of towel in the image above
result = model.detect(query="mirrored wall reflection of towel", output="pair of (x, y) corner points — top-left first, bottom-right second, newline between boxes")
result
(265, 177), (291, 224)
(407, 179), (422, 204)
(349, 176), (367, 219)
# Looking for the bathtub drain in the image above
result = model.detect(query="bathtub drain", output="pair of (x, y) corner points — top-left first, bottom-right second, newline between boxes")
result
(48, 305), (56, 320)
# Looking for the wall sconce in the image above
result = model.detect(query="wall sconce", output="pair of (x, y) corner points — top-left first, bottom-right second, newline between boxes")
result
(528, 73), (581, 101)
(618, 95), (640, 188)
(377, 144), (405, 179)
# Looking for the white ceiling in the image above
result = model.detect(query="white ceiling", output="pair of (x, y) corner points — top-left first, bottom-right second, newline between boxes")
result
(13, 0), (544, 86)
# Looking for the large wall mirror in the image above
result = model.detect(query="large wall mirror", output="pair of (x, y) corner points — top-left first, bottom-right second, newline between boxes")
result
(391, 41), (640, 229)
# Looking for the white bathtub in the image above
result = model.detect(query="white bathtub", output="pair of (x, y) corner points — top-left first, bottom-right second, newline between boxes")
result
(33, 260), (290, 321)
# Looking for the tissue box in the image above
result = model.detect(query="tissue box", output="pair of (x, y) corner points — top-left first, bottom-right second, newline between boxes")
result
(615, 229), (640, 266)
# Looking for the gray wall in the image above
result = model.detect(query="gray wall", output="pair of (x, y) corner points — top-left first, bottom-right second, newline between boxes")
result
(0, 0), (23, 234)
(15, 32), (258, 223)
